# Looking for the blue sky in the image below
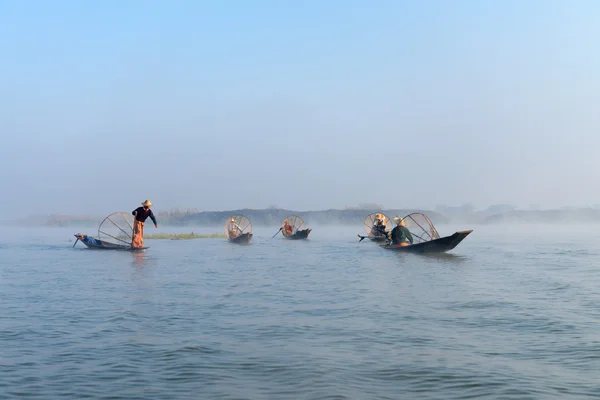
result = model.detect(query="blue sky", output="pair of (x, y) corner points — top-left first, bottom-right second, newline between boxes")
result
(1, 0), (599, 217)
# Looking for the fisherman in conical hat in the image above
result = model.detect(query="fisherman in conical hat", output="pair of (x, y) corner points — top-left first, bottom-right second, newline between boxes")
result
(282, 219), (293, 236)
(228, 217), (241, 238)
(389, 216), (413, 246)
(131, 200), (158, 248)
(371, 213), (387, 236)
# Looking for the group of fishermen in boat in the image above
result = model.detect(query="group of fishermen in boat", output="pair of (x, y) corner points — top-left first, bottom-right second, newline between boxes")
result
(371, 213), (414, 246)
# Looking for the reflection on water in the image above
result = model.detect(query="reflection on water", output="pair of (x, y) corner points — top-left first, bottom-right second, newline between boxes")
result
(420, 252), (470, 264)
(130, 250), (147, 269)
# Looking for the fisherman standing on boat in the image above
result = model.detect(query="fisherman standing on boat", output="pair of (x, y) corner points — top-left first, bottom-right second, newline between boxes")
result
(131, 200), (158, 248)
(389, 217), (413, 246)
(228, 217), (241, 238)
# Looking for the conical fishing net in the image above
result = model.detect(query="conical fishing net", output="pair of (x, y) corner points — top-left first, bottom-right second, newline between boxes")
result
(98, 212), (134, 246)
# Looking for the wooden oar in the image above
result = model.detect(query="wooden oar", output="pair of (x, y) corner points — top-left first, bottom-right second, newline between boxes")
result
(272, 227), (282, 238)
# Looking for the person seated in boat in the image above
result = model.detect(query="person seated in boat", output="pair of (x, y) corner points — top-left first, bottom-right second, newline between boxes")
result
(228, 217), (241, 238)
(371, 214), (387, 236)
(282, 220), (294, 236)
(390, 217), (413, 246)
(131, 200), (158, 248)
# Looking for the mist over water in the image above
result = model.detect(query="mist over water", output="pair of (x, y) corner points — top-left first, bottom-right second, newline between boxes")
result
(2, 1), (600, 398)
(2, 225), (600, 399)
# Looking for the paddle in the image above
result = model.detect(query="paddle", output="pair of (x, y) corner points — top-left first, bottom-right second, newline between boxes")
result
(358, 226), (389, 242)
(272, 227), (282, 238)
(72, 238), (79, 247)
(358, 234), (386, 242)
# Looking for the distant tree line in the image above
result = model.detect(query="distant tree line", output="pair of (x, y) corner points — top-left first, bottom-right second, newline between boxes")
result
(157, 208), (450, 227)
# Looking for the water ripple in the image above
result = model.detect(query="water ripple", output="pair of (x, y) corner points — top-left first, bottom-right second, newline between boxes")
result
(1, 226), (600, 399)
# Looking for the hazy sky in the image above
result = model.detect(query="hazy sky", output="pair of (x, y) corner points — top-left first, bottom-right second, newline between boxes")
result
(1, 0), (599, 217)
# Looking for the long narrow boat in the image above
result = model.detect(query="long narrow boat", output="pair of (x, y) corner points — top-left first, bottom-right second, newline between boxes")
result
(72, 212), (149, 251)
(379, 213), (472, 254)
(358, 212), (393, 242)
(73, 233), (149, 250)
(280, 216), (312, 240)
(380, 230), (473, 253)
(225, 215), (253, 244)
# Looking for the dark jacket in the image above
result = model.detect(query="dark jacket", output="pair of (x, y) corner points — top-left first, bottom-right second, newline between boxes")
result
(391, 225), (413, 244)
(132, 207), (157, 225)
(372, 223), (387, 236)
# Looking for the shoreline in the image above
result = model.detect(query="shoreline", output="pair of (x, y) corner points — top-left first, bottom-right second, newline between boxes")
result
(7, 207), (600, 227)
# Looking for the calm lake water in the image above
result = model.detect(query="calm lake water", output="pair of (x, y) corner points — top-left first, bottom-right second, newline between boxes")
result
(1, 224), (600, 399)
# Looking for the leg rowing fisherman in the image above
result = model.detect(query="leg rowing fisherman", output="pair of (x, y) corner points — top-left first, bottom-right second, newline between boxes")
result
(131, 200), (158, 248)
(228, 217), (242, 238)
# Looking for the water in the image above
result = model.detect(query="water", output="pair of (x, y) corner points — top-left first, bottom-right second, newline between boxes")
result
(1, 224), (600, 399)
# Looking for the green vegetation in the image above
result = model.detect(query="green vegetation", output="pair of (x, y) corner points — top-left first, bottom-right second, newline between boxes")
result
(144, 232), (226, 240)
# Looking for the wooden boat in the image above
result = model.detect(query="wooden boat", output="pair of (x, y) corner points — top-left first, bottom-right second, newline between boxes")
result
(286, 228), (312, 240)
(380, 230), (473, 253)
(379, 213), (472, 254)
(225, 215), (253, 244)
(228, 232), (253, 244)
(72, 212), (149, 251)
(358, 212), (393, 242)
(278, 216), (312, 240)
(73, 233), (148, 250)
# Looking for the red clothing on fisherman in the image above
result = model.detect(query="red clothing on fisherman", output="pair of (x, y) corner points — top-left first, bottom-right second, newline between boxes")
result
(282, 221), (293, 236)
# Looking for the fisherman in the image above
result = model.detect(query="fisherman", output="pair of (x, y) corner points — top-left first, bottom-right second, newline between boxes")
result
(131, 200), (158, 248)
(282, 219), (294, 236)
(389, 217), (413, 246)
(371, 214), (387, 236)
(228, 217), (241, 238)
